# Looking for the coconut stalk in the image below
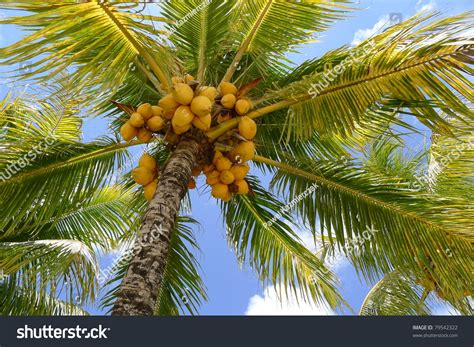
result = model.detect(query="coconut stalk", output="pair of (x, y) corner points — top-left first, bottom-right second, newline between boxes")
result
(112, 138), (200, 315)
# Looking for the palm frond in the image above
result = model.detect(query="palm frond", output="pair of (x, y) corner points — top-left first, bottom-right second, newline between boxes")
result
(222, 176), (345, 310)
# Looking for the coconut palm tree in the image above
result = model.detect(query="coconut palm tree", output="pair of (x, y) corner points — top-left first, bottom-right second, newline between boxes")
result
(0, 1), (472, 316)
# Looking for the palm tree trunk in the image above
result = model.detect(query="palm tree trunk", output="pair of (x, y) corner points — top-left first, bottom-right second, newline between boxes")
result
(112, 138), (200, 315)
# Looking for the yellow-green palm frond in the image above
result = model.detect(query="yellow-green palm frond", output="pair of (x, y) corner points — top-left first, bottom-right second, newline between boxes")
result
(0, 1), (174, 95)
(263, 12), (473, 140)
(222, 176), (345, 310)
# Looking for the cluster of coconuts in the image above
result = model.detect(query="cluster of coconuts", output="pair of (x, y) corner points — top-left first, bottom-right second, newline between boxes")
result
(120, 103), (166, 142)
(120, 76), (257, 203)
(132, 153), (159, 201)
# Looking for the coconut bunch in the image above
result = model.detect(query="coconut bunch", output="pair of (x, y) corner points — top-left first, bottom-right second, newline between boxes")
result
(216, 82), (253, 124)
(120, 103), (166, 142)
(132, 153), (159, 201)
(158, 74), (215, 135)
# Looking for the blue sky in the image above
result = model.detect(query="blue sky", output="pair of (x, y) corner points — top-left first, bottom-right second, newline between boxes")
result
(1, 0), (472, 316)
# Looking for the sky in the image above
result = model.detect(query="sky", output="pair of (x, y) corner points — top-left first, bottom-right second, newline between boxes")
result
(0, 0), (472, 316)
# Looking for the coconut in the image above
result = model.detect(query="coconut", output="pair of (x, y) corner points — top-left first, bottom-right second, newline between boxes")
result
(198, 86), (217, 102)
(137, 128), (153, 142)
(192, 114), (211, 131)
(230, 163), (250, 181)
(147, 116), (165, 132)
(219, 170), (235, 185)
(172, 76), (184, 85)
(130, 112), (145, 128)
(151, 106), (164, 118)
(212, 183), (229, 199)
(234, 180), (249, 194)
(221, 94), (237, 109)
(163, 108), (176, 120)
(222, 191), (232, 202)
(144, 180), (158, 201)
(159, 94), (180, 110)
(172, 83), (194, 105)
(203, 164), (215, 174)
(192, 166), (202, 177)
(215, 157), (232, 172)
(190, 96), (212, 117)
(184, 74), (195, 83)
(231, 141), (255, 162)
(212, 151), (224, 165)
(139, 153), (157, 171)
(219, 82), (238, 96)
(173, 122), (192, 135)
(235, 99), (251, 116)
(132, 167), (155, 186)
(120, 121), (138, 141)
(238, 116), (257, 140)
(172, 106), (194, 128)
(137, 103), (153, 120)
(206, 170), (221, 185)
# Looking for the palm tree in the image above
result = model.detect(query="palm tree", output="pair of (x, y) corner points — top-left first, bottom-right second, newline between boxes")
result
(0, 1), (472, 316)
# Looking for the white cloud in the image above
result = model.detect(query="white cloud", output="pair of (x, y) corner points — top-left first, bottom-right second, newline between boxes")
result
(245, 285), (334, 315)
(416, 0), (437, 13)
(351, 15), (389, 46)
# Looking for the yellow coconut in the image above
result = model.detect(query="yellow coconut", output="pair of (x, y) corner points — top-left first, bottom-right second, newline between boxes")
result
(212, 151), (224, 165)
(120, 121), (138, 141)
(151, 106), (164, 118)
(159, 94), (180, 111)
(212, 183), (229, 199)
(203, 164), (215, 174)
(137, 103), (153, 120)
(138, 127), (153, 142)
(130, 112), (145, 128)
(206, 170), (221, 185)
(219, 82), (238, 96)
(172, 106), (194, 128)
(188, 178), (197, 189)
(173, 123), (192, 135)
(172, 83), (194, 105)
(192, 114), (212, 131)
(219, 170), (235, 185)
(222, 191), (232, 202)
(144, 180), (158, 201)
(221, 94), (237, 109)
(217, 113), (232, 124)
(139, 153), (157, 171)
(132, 167), (155, 186)
(147, 116), (165, 132)
(184, 74), (195, 83)
(231, 141), (255, 162)
(215, 157), (232, 172)
(230, 163), (250, 181)
(238, 116), (257, 140)
(199, 86), (217, 102)
(190, 96), (212, 117)
(235, 99), (251, 116)
(234, 180), (249, 194)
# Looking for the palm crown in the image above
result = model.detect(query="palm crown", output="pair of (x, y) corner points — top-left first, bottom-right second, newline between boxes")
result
(0, 1), (472, 316)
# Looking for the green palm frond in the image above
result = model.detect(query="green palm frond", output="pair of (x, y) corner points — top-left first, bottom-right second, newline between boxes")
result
(0, 239), (98, 306)
(257, 154), (472, 304)
(0, 1), (174, 94)
(101, 217), (207, 315)
(220, 0), (354, 83)
(0, 279), (88, 316)
(222, 176), (344, 309)
(262, 12), (473, 140)
(359, 271), (431, 316)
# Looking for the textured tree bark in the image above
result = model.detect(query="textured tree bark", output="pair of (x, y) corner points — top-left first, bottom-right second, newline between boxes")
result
(112, 138), (199, 315)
